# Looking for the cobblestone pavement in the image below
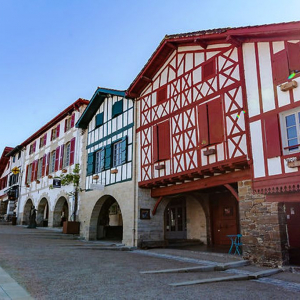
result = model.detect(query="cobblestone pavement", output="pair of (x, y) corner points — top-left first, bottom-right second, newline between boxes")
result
(0, 225), (300, 300)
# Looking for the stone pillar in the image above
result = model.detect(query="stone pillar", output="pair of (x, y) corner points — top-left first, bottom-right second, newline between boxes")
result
(238, 180), (288, 267)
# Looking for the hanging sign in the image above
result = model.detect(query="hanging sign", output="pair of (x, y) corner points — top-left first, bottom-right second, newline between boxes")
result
(53, 178), (61, 188)
(12, 167), (20, 175)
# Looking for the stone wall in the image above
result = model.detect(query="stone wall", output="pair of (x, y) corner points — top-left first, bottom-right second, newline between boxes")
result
(238, 180), (288, 267)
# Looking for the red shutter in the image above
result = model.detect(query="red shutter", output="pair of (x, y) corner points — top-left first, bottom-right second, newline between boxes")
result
(44, 133), (47, 146)
(71, 113), (75, 128)
(287, 42), (300, 72)
(198, 104), (209, 147)
(208, 98), (224, 144)
(31, 161), (36, 181)
(56, 124), (60, 138)
(46, 153), (50, 175)
(42, 154), (46, 177)
(153, 125), (158, 162)
(272, 49), (289, 85)
(25, 165), (29, 184)
(64, 119), (67, 132)
(70, 137), (75, 165)
(55, 147), (60, 171)
(33, 141), (36, 153)
(158, 120), (171, 160)
(60, 144), (64, 169)
(264, 114), (281, 158)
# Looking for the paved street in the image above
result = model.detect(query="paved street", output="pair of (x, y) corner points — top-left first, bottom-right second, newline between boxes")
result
(0, 225), (300, 300)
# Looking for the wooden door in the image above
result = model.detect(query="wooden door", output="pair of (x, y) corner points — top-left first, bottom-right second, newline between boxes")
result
(286, 203), (300, 248)
(211, 193), (238, 245)
(165, 199), (187, 240)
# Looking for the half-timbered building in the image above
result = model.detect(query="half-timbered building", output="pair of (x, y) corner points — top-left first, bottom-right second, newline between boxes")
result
(127, 21), (300, 266)
(76, 88), (135, 246)
(17, 98), (89, 228)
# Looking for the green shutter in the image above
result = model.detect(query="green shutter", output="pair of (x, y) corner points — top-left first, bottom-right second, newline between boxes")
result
(100, 148), (105, 171)
(87, 152), (95, 176)
(112, 100), (123, 118)
(121, 136), (127, 164)
(104, 145), (112, 170)
(95, 112), (104, 128)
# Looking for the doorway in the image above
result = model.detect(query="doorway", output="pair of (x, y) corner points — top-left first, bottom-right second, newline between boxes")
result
(211, 193), (239, 245)
(164, 198), (187, 240)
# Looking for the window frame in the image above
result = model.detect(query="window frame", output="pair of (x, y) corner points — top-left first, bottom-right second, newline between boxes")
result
(95, 148), (105, 173)
(50, 151), (56, 173)
(63, 142), (71, 168)
(37, 158), (43, 179)
(280, 108), (300, 155)
(112, 141), (122, 167)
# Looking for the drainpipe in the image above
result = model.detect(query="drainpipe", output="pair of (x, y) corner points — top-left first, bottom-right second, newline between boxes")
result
(132, 98), (137, 247)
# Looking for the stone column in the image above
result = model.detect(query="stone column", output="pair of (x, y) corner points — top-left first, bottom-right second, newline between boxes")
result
(238, 180), (288, 267)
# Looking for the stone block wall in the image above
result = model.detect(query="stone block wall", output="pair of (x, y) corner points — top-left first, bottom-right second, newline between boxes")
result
(238, 180), (288, 267)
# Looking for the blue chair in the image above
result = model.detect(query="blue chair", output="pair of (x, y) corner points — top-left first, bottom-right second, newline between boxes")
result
(227, 234), (242, 255)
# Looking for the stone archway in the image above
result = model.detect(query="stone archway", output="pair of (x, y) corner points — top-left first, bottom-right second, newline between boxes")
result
(53, 197), (69, 227)
(89, 195), (123, 241)
(23, 199), (34, 225)
(37, 198), (49, 227)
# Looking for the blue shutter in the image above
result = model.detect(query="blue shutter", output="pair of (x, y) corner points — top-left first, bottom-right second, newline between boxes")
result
(112, 100), (123, 118)
(104, 145), (112, 170)
(95, 112), (104, 128)
(121, 136), (127, 164)
(87, 152), (95, 176)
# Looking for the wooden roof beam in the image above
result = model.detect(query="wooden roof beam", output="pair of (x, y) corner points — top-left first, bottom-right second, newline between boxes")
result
(166, 42), (177, 50)
(226, 35), (242, 47)
(194, 38), (207, 49)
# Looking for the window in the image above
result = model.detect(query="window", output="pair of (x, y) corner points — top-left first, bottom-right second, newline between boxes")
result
(272, 42), (300, 85)
(112, 100), (123, 118)
(37, 158), (43, 179)
(29, 141), (36, 155)
(63, 143), (71, 168)
(65, 114), (75, 132)
(50, 151), (56, 173)
(12, 155), (15, 163)
(95, 148), (105, 173)
(198, 98), (224, 147)
(153, 120), (170, 162)
(279, 109), (300, 155)
(9, 174), (18, 186)
(51, 124), (60, 141)
(40, 133), (47, 148)
(113, 141), (122, 167)
(27, 164), (32, 183)
(157, 85), (168, 104)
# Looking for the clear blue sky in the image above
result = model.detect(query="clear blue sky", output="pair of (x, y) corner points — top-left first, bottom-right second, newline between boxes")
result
(1, 0), (300, 153)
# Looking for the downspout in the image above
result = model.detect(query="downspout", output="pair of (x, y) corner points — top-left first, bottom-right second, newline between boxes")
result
(132, 98), (137, 247)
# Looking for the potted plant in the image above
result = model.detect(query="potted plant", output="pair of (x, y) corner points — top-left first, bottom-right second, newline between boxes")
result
(48, 175), (53, 179)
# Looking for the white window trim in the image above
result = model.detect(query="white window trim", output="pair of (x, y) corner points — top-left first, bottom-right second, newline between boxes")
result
(112, 141), (122, 167)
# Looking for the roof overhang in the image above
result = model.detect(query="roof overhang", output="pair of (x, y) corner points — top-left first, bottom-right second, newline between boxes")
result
(76, 87), (127, 129)
(127, 21), (300, 98)
(0, 147), (13, 177)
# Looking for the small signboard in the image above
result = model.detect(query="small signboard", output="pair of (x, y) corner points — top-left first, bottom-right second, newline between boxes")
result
(12, 167), (20, 175)
(53, 178), (61, 188)
(90, 183), (104, 191)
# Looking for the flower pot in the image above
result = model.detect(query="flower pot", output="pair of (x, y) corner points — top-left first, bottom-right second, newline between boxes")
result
(62, 169), (67, 173)
(36, 180), (40, 184)
(111, 169), (118, 174)
(92, 175), (99, 180)
(48, 175), (53, 179)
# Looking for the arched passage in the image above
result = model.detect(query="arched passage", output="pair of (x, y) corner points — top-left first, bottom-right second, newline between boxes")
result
(89, 195), (123, 241)
(23, 199), (34, 225)
(37, 198), (49, 227)
(53, 197), (69, 227)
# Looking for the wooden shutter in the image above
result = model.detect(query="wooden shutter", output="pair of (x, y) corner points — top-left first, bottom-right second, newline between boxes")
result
(264, 114), (281, 158)
(60, 144), (64, 169)
(96, 113), (104, 128)
(157, 85), (167, 103)
(202, 58), (216, 80)
(42, 154), (46, 177)
(208, 98), (224, 144)
(120, 136), (128, 164)
(112, 100), (123, 118)
(104, 144), (112, 170)
(46, 153), (50, 175)
(64, 119), (67, 132)
(56, 124), (60, 138)
(287, 42), (300, 72)
(71, 113), (75, 128)
(32, 141), (36, 153)
(70, 137), (75, 165)
(198, 104), (209, 147)
(158, 120), (170, 160)
(87, 152), (95, 176)
(100, 148), (105, 171)
(272, 50), (289, 85)
(32, 160), (37, 181)
(55, 147), (60, 171)
(25, 165), (29, 184)
(44, 133), (47, 146)
(153, 125), (158, 162)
